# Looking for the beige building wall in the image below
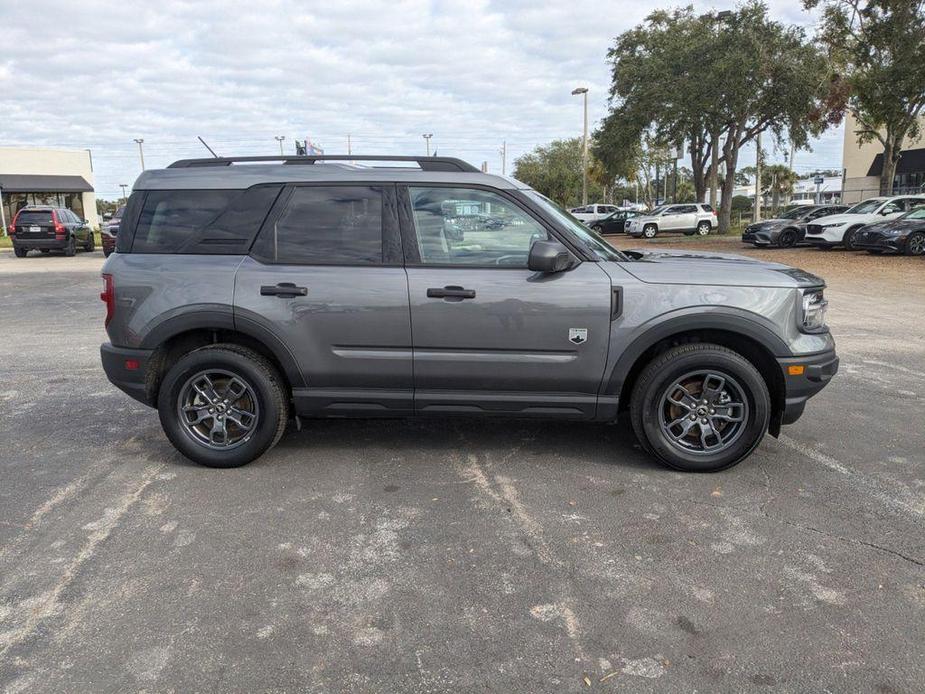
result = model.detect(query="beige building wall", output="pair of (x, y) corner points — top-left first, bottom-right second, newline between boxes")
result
(0, 146), (99, 228)
(842, 113), (925, 203)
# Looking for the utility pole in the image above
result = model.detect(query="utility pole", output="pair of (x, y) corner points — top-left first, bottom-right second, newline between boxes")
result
(709, 131), (719, 208)
(500, 140), (507, 176)
(133, 138), (145, 171)
(422, 133), (433, 156)
(347, 134), (352, 155)
(274, 135), (285, 155)
(119, 184), (128, 201)
(753, 131), (762, 223)
(572, 87), (589, 205)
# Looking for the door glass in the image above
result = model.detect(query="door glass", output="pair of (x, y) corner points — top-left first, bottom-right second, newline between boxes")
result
(252, 186), (382, 264)
(408, 187), (548, 266)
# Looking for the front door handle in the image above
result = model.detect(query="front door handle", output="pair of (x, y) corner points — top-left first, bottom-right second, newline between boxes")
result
(426, 286), (476, 300)
(261, 282), (308, 297)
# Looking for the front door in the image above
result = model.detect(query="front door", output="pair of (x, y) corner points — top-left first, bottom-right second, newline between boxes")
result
(234, 184), (413, 415)
(400, 186), (613, 419)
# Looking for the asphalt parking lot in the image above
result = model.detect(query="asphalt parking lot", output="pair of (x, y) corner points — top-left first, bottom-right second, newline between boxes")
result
(0, 240), (923, 693)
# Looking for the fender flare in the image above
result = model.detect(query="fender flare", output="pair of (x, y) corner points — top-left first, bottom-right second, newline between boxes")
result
(602, 308), (792, 398)
(138, 304), (305, 388)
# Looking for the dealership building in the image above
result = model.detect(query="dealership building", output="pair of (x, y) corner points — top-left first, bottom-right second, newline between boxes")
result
(0, 147), (99, 231)
(842, 113), (925, 203)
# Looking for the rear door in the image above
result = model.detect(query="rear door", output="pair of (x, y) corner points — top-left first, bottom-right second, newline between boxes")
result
(400, 185), (613, 419)
(234, 184), (413, 415)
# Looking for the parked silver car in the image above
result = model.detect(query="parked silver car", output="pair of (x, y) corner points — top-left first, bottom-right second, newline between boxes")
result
(626, 203), (717, 238)
(100, 155), (837, 472)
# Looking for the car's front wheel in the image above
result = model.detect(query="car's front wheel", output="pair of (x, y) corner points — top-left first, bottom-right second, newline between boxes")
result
(157, 344), (289, 468)
(777, 229), (797, 248)
(630, 343), (771, 472)
(643, 224), (658, 239)
(905, 231), (925, 256)
(843, 226), (861, 251)
(84, 233), (95, 253)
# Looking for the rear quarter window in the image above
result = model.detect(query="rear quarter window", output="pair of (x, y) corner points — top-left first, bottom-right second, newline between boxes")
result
(124, 186), (280, 254)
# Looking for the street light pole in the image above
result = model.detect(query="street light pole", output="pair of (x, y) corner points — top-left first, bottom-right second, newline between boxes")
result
(274, 135), (286, 155)
(133, 138), (145, 171)
(422, 133), (433, 156)
(572, 87), (589, 205)
(120, 184), (128, 201)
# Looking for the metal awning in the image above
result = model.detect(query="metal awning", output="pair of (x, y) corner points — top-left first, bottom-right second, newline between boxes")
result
(0, 174), (94, 193)
(867, 147), (925, 177)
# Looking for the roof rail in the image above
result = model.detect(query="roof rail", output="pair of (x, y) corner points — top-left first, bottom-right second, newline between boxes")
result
(167, 155), (481, 173)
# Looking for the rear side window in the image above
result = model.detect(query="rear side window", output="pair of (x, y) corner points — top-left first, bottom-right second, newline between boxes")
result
(132, 190), (237, 253)
(700, 204), (714, 213)
(251, 186), (382, 265)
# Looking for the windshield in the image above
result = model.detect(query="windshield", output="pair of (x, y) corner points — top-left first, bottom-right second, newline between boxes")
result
(846, 198), (884, 214)
(649, 206), (667, 215)
(780, 206), (811, 219)
(901, 206), (925, 220)
(524, 191), (623, 261)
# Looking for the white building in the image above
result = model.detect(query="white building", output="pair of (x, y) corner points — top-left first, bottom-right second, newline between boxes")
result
(0, 147), (99, 230)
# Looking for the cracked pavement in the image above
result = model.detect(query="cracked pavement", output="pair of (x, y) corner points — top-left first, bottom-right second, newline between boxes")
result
(0, 243), (923, 693)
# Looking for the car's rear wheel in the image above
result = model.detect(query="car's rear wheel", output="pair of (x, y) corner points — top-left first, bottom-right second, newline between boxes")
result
(905, 231), (925, 256)
(643, 224), (658, 239)
(843, 226), (861, 251)
(64, 236), (76, 257)
(778, 229), (797, 248)
(696, 221), (711, 236)
(157, 344), (288, 468)
(630, 343), (771, 472)
(14, 247), (28, 258)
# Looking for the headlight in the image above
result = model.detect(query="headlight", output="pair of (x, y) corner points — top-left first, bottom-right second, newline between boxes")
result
(822, 222), (846, 228)
(801, 289), (828, 332)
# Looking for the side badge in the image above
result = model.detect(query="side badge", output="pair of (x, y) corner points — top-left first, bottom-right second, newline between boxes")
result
(569, 328), (588, 345)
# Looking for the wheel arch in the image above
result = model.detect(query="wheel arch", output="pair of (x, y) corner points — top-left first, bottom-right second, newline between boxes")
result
(139, 313), (305, 405)
(607, 315), (788, 435)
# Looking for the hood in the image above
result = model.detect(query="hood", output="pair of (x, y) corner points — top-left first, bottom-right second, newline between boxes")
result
(746, 218), (788, 231)
(863, 219), (925, 234)
(810, 212), (874, 226)
(617, 248), (824, 288)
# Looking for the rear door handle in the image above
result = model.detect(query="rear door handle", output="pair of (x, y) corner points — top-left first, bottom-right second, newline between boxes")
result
(426, 286), (476, 300)
(261, 282), (308, 297)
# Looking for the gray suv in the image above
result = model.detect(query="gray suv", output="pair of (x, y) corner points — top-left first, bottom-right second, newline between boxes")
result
(99, 155), (838, 472)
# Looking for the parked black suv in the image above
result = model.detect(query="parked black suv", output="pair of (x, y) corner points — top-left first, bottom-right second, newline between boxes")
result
(10, 206), (94, 257)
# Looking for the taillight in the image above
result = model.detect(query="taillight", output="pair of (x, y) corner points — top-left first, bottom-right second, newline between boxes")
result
(52, 210), (65, 236)
(101, 274), (114, 327)
(8, 211), (18, 236)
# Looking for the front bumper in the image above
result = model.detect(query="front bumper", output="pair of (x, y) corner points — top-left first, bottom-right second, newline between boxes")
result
(101, 342), (155, 406)
(776, 349), (839, 425)
(853, 233), (906, 253)
(741, 231), (773, 246)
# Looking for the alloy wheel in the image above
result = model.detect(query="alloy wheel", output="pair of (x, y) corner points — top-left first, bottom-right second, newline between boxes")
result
(907, 233), (925, 256)
(176, 369), (260, 450)
(658, 370), (749, 455)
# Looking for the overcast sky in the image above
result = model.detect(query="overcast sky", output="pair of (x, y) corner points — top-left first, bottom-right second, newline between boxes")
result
(1, 0), (844, 199)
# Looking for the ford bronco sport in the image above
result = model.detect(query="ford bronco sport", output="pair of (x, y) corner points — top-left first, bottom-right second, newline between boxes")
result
(99, 155), (838, 471)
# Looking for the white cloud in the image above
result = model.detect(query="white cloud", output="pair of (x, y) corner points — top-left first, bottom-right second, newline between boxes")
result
(0, 0), (844, 198)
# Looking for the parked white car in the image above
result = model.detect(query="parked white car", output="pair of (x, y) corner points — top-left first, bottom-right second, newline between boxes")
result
(626, 203), (717, 238)
(804, 195), (925, 250)
(568, 204), (620, 224)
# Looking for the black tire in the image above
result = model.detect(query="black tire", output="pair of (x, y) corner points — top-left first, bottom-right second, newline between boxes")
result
(84, 232), (95, 253)
(777, 229), (797, 248)
(696, 221), (711, 236)
(643, 224), (658, 239)
(64, 236), (76, 257)
(14, 247), (28, 258)
(842, 226), (861, 251)
(905, 231), (925, 257)
(630, 343), (771, 472)
(157, 344), (289, 468)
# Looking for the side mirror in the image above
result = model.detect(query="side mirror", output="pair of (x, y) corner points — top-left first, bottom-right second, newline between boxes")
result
(528, 240), (571, 273)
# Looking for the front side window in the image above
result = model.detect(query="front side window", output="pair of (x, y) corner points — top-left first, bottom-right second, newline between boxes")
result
(408, 187), (547, 266)
(524, 191), (623, 262)
(253, 186), (382, 265)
